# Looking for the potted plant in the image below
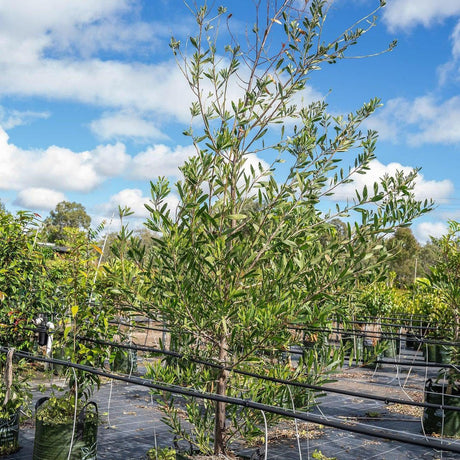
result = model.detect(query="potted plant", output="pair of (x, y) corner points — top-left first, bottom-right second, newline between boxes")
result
(33, 392), (98, 460)
(32, 302), (104, 460)
(32, 226), (114, 459)
(422, 221), (460, 437)
(0, 350), (31, 456)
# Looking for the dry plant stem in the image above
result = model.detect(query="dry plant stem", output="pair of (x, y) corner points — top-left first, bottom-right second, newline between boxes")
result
(3, 348), (14, 405)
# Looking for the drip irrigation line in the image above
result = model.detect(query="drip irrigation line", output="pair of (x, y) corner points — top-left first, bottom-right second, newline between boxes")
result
(403, 337), (460, 347)
(8, 320), (458, 368)
(298, 325), (460, 347)
(357, 314), (430, 321)
(297, 326), (402, 341)
(2, 347), (460, 455)
(336, 320), (437, 331)
(108, 320), (169, 333)
(75, 335), (460, 413)
(111, 318), (441, 338)
(8, 318), (452, 346)
(84, 319), (460, 348)
(376, 359), (457, 369)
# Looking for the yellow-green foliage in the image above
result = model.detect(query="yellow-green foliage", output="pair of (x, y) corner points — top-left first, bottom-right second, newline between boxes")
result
(356, 279), (404, 318)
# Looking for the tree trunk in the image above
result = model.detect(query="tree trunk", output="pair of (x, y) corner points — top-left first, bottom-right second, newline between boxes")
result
(214, 339), (228, 455)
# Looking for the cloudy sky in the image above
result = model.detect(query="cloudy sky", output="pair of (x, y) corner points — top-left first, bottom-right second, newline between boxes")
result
(0, 0), (459, 242)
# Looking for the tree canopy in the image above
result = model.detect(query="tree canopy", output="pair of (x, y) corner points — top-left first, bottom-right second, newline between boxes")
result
(386, 227), (420, 286)
(44, 201), (91, 243)
(143, 0), (432, 455)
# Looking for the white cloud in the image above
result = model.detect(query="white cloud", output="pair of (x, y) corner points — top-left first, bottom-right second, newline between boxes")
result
(14, 187), (65, 210)
(0, 126), (194, 194)
(0, 1), (194, 123)
(90, 111), (168, 142)
(438, 19), (460, 85)
(413, 221), (448, 243)
(130, 144), (195, 179)
(383, 0), (460, 31)
(366, 96), (460, 146)
(0, 128), (100, 192)
(382, 1), (460, 88)
(0, 107), (50, 130)
(50, 19), (158, 58)
(238, 153), (271, 193)
(0, 0), (323, 128)
(331, 159), (454, 204)
(102, 188), (151, 218)
(99, 187), (180, 219)
(0, 0), (325, 138)
(0, 59), (194, 122)
(452, 20), (460, 60)
(91, 143), (131, 176)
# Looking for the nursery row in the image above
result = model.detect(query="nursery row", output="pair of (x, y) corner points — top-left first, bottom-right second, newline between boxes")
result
(2, 324), (460, 458)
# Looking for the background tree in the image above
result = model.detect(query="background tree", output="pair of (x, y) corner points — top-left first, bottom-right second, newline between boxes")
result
(144, 1), (431, 455)
(386, 227), (420, 286)
(418, 237), (441, 278)
(44, 201), (91, 243)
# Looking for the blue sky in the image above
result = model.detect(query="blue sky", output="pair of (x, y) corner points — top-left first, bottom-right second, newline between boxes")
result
(0, 0), (460, 242)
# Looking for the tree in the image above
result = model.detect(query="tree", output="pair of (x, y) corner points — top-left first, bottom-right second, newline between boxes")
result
(44, 201), (91, 243)
(426, 221), (460, 385)
(98, 206), (153, 314)
(386, 227), (420, 286)
(143, 1), (431, 455)
(418, 238), (441, 278)
(0, 211), (53, 350)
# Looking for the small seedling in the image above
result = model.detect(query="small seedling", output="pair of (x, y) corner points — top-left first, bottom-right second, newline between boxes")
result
(312, 449), (337, 460)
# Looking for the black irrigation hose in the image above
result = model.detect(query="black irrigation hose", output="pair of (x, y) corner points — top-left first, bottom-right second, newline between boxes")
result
(13, 318), (454, 347)
(76, 335), (460, 413)
(111, 320), (454, 346)
(296, 326), (403, 341)
(360, 314), (430, 320)
(2, 347), (460, 455)
(403, 336), (460, 347)
(339, 320), (438, 331)
(297, 325), (460, 347)
(108, 319), (169, 333)
(9, 321), (459, 368)
(376, 359), (459, 369)
(357, 314), (431, 322)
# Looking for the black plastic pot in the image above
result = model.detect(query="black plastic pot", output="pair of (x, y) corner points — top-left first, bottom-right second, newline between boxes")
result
(424, 343), (438, 362)
(341, 334), (363, 363)
(0, 411), (20, 456)
(382, 339), (400, 358)
(38, 329), (48, 347)
(423, 344), (453, 364)
(405, 332), (417, 350)
(362, 343), (382, 369)
(437, 345), (453, 365)
(33, 397), (98, 460)
(422, 379), (460, 437)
